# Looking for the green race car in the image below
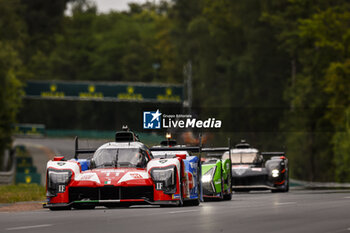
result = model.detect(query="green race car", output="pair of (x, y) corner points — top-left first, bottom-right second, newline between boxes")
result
(201, 154), (232, 200)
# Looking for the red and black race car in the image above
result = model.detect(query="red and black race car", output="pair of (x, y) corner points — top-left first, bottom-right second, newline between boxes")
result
(44, 128), (201, 210)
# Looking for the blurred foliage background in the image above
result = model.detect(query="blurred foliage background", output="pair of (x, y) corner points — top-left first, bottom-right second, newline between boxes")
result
(0, 0), (349, 182)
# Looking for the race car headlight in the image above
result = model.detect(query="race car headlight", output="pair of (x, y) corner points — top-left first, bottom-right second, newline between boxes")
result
(151, 167), (175, 187)
(49, 171), (70, 183)
(47, 169), (72, 196)
(202, 174), (212, 183)
(202, 167), (215, 183)
(271, 169), (279, 178)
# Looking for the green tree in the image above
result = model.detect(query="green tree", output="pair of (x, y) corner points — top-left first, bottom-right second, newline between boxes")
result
(0, 0), (25, 165)
(265, 0), (350, 181)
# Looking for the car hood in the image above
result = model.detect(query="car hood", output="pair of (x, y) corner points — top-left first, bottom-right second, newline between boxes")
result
(202, 164), (216, 174)
(73, 167), (151, 185)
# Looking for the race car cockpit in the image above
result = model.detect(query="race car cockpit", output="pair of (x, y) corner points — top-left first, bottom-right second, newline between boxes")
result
(92, 148), (149, 168)
(222, 151), (263, 165)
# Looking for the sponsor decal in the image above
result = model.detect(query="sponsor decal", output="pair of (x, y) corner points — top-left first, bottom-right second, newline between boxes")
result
(214, 180), (221, 185)
(76, 173), (101, 184)
(172, 194), (180, 199)
(118, 86), (143, 101)
(79, 85), (103, 99)
(104, 180), (111, 185)
(117, 172), (149, 183)
(252, 168), (262, 172)
(129, 173), (143, 179)
(157, 88), (181, 102)
(100, 170), (124, 176)
(159, 160), (168, 164)
(80, 174), (94, 180)
(41, 84), (65, 98)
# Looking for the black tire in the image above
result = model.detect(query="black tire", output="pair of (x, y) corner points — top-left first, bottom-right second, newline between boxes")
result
(223, 177), (233, 199)
(184, 198), (200, 206)
(279, 167), (289, 192)
(285, 173), (290, 192)
(177, 167), (184, 207)
(282, 177), (289, 192)
(272, 178), (289, 193)
(223, 193), (232, 200)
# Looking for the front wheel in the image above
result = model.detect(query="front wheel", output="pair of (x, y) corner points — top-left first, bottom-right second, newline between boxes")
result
(219, 176), (224, 200)
(283, 178), (289, 192)
(184, 198), (200, 206)
(223, 193), (232, 200)
(177, 176), (184, 207)
(272, 179), (289, 193)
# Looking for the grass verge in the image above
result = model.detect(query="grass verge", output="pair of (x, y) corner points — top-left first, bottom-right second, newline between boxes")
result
(0, 184), (45, 203)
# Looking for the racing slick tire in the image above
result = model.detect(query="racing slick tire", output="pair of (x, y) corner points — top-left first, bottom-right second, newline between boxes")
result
(184, 198), (200, 206)
(272, 174), (289, 193)
(223, 193), (232, 200)
(272, 180), (289, 193)
(219, 177), (224, 200)
(285, 174), (290, 192)
(177, 184), (184, 207)
(223, 171), (232, 200)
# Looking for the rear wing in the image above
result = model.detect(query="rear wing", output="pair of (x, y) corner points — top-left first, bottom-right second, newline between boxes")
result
(74, 137), (97, 159)
(151, 133), (203, 160)
(150, 146), (201, 153)
(202, 147), (230, 162)
(202, 138), (232, 162)
(260, 152), (286, 159)
(202, 147), (229, 153)
(261, 152), (285, 156)
(74, 129), (139, 159)
(150, 138), (233, 160)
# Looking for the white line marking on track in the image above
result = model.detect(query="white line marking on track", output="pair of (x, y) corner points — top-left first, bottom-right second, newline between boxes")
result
(344, 197), (350, 199)
(275, 202), (296, 205)
(6, 224), (52, 231)
(168, 210), (199, 214)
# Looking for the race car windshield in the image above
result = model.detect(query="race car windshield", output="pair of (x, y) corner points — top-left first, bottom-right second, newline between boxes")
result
(152, 153), (175, 159)
(93, 148), (143, 168)
(203, 158), (218, 164)
(223, 152), (258, 164)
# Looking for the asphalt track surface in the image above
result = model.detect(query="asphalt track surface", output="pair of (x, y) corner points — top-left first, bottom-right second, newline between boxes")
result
(1, 189), (349, 233)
